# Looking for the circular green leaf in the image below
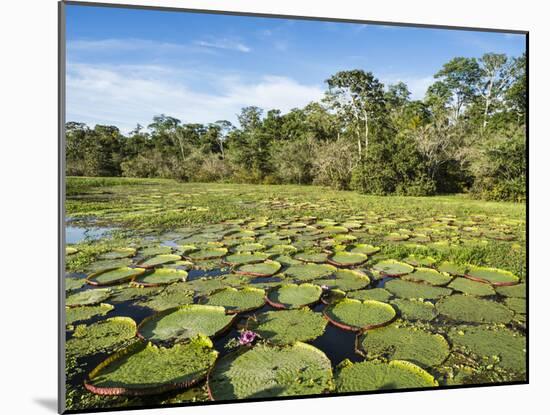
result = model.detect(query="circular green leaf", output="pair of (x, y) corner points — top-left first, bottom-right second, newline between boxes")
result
(138, 254), (182, 269)
(201, 287), (265, 313)
(465, 266), (520, 286)
(447, 277), (496, 297)
(266, 283), (322, 309)
(385, 279), (452, 300)
(324, 298), (396, 331)
(66, 288), (112, 307)
(87, 267), (146, 286)
(134, 268), (188, 286)
(328, 251), (368, 267)
(223, 252), (270, 266)
(391, 299), (438, 321)
(436, 295), (514, 323)
(284, 263), (337, 281)
(403, 268), (452, 286)
(235, 260), (282, 277)
(372, 260), (414, 277)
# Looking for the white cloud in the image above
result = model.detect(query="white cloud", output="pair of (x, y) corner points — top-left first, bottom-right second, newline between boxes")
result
(194, 38), (251, 53)
(66, 63), (323, 133)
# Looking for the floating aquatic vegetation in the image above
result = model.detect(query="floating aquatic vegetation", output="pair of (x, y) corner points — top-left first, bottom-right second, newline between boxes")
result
(87, 267), (146, 286)
(235, 260), (282, 277)
(137, 283), (194, 311)
(284, 263), (337, 282)
(436, 295), (514, 324)
(437, 261), (467, 276)
(335, 359), (437, 392)
(391, 298), (438, 321)
(138, 246), (173, 256)
(201, 287), (265, 313)
(403, 268), (452, 286)
(328, 251), (368, 267)
(86, 258), (133, 273)
(138, 254), (182, 269)
(448, 326), (526, 373)
(295, 252), (329, 263)
(266, 283), (322, 309)
(313, 269), (371, 291)
(324, 298), (396, 331)
(223, 252), (270, 266)
(110, 285), (162, 303)
(358, 324), (450, 367)
(348, 288), (392, 302)
(186, 247), (228, 261)
(138, 304), (235, 343)
(465, 266), (520, 286)
(99, 248), (136, 260)
(496, 283), (526, 298)
(208, 342), (333, 400)
(66, 303), (114, 325)
(133, 268), (188, 286)
(66, 277), (86, 292)
(265, 244), (298, 255)
(385, 232), (410, 242)
(348, 244), (381, 255)
(183, 278), (228, 295)
(372, 260), (414, 277)
(232, 242), (265, 252)
(385, 279), (452, 300)
(447, 277), (496, 297)
(66, 246), (79, 255)
(504, 297), (526, 314)
(85, 336), (218, 396)
(67, 317), (137, 357)
(66, 288), (112, 307)
(247, 308), (327, 345)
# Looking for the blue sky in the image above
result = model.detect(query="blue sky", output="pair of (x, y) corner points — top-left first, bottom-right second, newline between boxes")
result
(66, 4), (526, 133)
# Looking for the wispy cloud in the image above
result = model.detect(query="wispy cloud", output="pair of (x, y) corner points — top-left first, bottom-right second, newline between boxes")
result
(66, 63), (323, 132)
(194, 38), (251, 53)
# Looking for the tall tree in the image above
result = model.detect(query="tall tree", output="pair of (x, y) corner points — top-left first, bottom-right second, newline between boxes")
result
(478, 53), (513, 130)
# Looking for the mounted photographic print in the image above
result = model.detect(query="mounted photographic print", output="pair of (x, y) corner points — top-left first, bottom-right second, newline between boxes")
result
(59, 1), (528, 413)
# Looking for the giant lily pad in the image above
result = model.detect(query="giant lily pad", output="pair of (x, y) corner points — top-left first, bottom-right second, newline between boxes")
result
(448, 326), (526, 373)
(504, 297), (526, 314)
(348, 288), (392, 302)
(110, 285), (163, 303)
(403, 255), (437, 268)
(235, 260), (281, 277)
(232, 243), (265, 252)
(403, 268), (452, 286)
(247, 308), (327, 345)
(335, 360), (437, 392)
(99, 248), (136, 260)
(348, 244), (380, 255)
(391, 299), (438, 321)
(266, 283), (322, 309)
(138, 254), (182, 269)
(138, 305), (235, 343)
(328, 251), (368, 267)
(201, 287), (265, 314)
(86, 258), (133, 273)
(496, 283), (526, 298)
(284, 263), (337, 281)
(85, 336), (218, 396)
(385, 279), (452, 300)
(138, 246), (173, 256)
(372, 260), (414, 277)
(465, 266), (520, 286)
(223, 252), (269, 266)
(66, 277), (86, 292)
(447, 277), (496, 297)
(137, 283), (194, 311)
(208, 342), (333, 400)
(186, 247), (228, 261)
(313, 269), (370, 291)
(133, 268), (188, 287)
(436, 295), (514, 324)
(358, 325), (450, 367)
(324, 298), (396, 331)
(437, 261), (467, 276)
(66, 303), (114, 325)
(66, 288), (112, 307)
(87, 267), (146, 286)
(67, 317), (137, 357)
(294, 252), (329, 264)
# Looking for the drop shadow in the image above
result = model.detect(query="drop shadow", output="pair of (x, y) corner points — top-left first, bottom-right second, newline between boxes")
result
(34, 398), (57, 413)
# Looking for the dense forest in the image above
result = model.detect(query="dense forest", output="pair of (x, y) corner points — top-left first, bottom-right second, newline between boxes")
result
(66, 53), (526, 202)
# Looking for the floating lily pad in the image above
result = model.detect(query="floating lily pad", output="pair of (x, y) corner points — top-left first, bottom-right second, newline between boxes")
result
(328, 251), (368, 267)
(138, 246), (173, 256)
(248, 308), (327, 345)
(504, 297), (526, 314)
(138, 254), (182, 269)
(348, 244), (380, 255)
(391, 299), (438, 321)
(86, 258), (133, 273)
(67, 317), (137, 357)
(66, 246), (79, 255)
(284, 263), (337, 281)
(335, 360), (437, 392)
(208, 342), (333, 400)
(99, 248), (136, 260)
(324, 298), (396, 331)
(85, 336), (218, 396)
(134, 268), (188, 286)
(385, 279), (452, 300)
(66, 288), (112, 307)
(186, 247), (228, 261)
(66, 303), (114, 325)
(138, 305), (235, 343)
(295, 252), (329, 263)
(232, 243), (265, 252)
(447, 277), (496, 297)
(201, 287), (265, 313)
(66, 277), (86, 292)
(137, 284), (194, 311)
(184, 278), (227, 295)
(403, 255), (437, 267)
(348, 288), (392, 302)
(465, 266), (520, 286)
(358, 325), (450, 367)
(266, 283), (322, 309)
(385, 233), (410, 242)
(324, 225), (349, 234)
(235, 260), (282, 277)
(496, 283), (526, 298)
(110, 285), (163, 303)
(87, 267), (146, 286)
(313, 269), (370, 291)
(448, 326), (526, 373)
(223, 252), (270, 266)
(436, 295), (514, 324)
(437, 261), (467, 276)
(265, 244), (298, 255)
(403, 268), (452, 286)
(372, 260), (414, 277)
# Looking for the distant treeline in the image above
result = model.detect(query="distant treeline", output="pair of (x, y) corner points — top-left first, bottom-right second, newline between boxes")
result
(66, 53), (526, 202)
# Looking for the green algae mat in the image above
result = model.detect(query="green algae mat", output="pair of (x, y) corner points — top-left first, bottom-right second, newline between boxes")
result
(64, 179), (526, 411)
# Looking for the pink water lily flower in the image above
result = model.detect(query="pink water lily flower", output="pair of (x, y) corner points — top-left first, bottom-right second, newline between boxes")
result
(239, 330), (257, 345)
(320, 285), (330, 290)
